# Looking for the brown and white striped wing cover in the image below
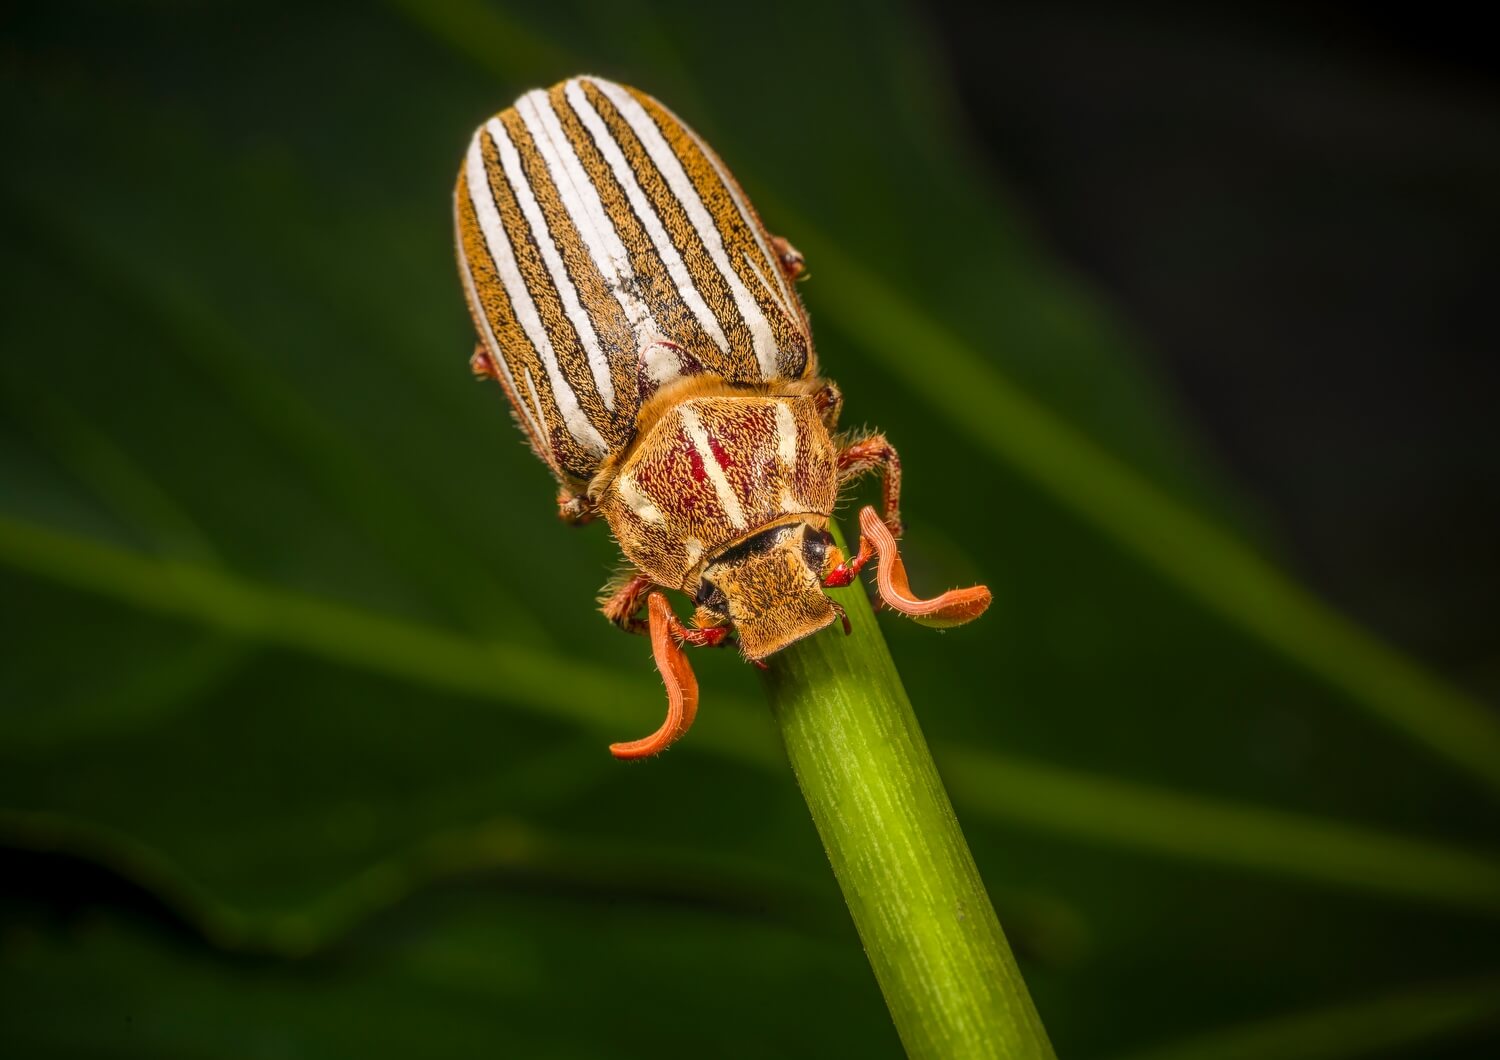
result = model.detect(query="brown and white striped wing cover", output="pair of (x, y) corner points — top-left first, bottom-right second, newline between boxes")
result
(455, 76), (813, 484)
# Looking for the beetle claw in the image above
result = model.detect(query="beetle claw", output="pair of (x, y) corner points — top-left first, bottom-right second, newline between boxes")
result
(679, 623), (730, 648)
(609, 593), (700, 759)
(856, 505), (992, 628)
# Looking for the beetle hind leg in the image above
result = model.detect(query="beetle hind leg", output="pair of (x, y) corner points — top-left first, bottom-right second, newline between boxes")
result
(770, 235), (806, 280)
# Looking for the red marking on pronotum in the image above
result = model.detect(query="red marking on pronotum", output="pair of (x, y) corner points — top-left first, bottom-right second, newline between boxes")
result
(682, 429), (708, 483)
(706, 432), (735, 471)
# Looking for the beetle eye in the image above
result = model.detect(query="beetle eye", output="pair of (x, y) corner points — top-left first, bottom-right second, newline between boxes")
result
(694, 579), (728, 612)
(801, 526), (832, 569)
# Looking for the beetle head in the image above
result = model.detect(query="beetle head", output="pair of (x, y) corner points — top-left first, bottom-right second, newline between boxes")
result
(692, 520), (844, 660)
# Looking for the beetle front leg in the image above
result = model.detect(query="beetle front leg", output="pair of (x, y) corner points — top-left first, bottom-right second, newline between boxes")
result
(837, 433), (903, 536)
(599, 571), (656, 633)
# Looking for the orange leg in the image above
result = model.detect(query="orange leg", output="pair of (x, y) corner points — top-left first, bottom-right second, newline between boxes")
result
(824, 506), (991, 628)
(609, 593), (728, 760)
(837, 434), (903, 536)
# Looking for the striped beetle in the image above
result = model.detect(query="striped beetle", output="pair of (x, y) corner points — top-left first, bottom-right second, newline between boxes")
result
(455, 76), (990, 758)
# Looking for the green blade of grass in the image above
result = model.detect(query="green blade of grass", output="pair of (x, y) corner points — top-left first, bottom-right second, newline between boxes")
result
(942, 747), (1500, 914)
(1108, 976), (1500, 1060)
(4, 514), (1498, 916)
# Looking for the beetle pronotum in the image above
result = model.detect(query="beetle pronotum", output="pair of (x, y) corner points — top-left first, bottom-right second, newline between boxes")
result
(455, 75), (990, 758)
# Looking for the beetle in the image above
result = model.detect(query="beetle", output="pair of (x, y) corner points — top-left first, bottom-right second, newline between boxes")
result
(455, 75), (990, 758)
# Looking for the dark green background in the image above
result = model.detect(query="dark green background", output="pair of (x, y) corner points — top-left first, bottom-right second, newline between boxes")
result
(3, 2), (1497, 1057)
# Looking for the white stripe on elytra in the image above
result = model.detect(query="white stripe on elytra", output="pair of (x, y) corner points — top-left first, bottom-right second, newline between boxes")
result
(615, 469), (665, 525)
(587, 77), (780, 379)
(565, 80), (730, 356)
(678, 405), (747, 530)
(488, 118), (616, 412)
(466, 131), (608, 454)
(640, 341), (685, 387)
(524, 369), (550, 450)
(455, 229), (545, 444)
(517, 91), (663, 358)
(684, 120), (805, 345)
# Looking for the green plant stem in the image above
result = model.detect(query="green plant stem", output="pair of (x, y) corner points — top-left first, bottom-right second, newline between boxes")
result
(762, 524), (1054, 1059)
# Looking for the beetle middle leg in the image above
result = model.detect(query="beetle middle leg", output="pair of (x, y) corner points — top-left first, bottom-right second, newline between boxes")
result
(812, 381), (844, 431)
(837, 433), (903, 536)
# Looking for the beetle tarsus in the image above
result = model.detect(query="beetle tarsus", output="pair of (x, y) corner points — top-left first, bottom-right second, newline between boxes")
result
(823, 534), (875, 588)
(679, 624), (730, 648)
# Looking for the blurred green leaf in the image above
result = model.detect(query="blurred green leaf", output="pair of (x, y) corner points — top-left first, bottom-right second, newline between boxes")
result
(3, 2), (1497, 1058)
(6, 514), (1497, 916)
(1110, 977), (1500, 1060)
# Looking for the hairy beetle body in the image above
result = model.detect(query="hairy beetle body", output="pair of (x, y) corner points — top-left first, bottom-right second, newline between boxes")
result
(597, 382), (838, 595)
(597, 379), (842, 659)
(456, 76), (991, 757)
